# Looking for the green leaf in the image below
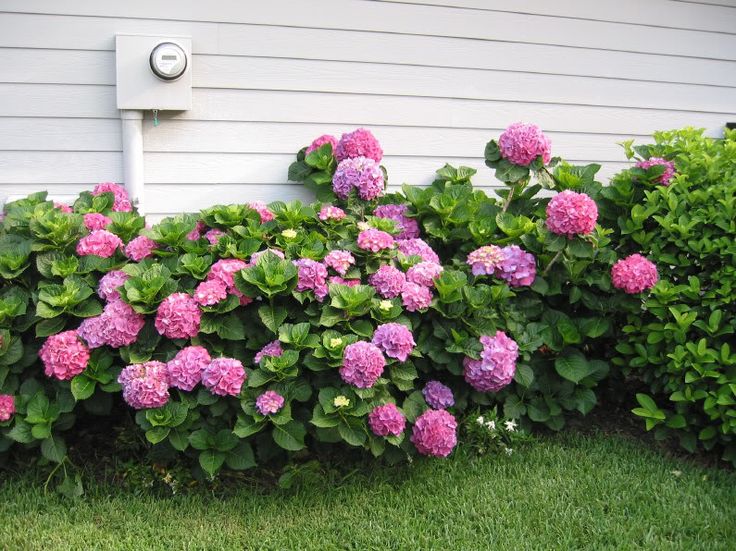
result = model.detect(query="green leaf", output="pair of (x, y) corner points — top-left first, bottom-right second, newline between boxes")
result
(338, 418), (367, 447)
(70, 375), (96, 401)
(199, 450), (226, 477)
(258, 304), (288, 335)
(554, 350), (592, 384)
(513, 364), (534, 388)
(272, 421), (306, 451)
(145, 426), (171, 444)
(225, 442), (257, 471)
(41, 435), (67, 463)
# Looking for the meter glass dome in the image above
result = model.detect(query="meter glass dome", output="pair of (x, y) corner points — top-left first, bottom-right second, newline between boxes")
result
(150, 42), (187, 81)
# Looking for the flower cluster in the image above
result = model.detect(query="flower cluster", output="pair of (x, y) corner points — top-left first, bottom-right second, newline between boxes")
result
(39, 330), (90, 381)
(124, 235), (157, 261)
(332, 157), (384, 200)
(207, 259), (249, 303)
(0, 395), (15, 422)
(248, 201), (275, 223)
(205, 228), (224, 245)
(372, 322), (415, 362)
(411, 409), (457, 457)
(167, 346), (211, 391)
(76, 230), (123, 258)
(202, 358), (246, 397)
(254, 340), (284, 364)
(545, 190), (598, 238)
(422, 381), (455, 409)
(496, 245), (536, 287)
(78, 299), (145, 349)
(98, 270), (129, 302)
(340, 341), (386, 388)
(369, 265), (405, 298)
(294, 258), (329, 301)
(463, 331), (519, 393)
(466, 245), (504, 276)
(318, 205), (346, 221)
(92, 182), (133, 212)
(498, 122), (552, 166)
(368, 403), (406, 437)
(255, 391), (285, 415)
(323, 250), (355, 276)
(635, 157), (676, 186)
(154, 293), (201, 339)
(401, 282), (432, 312)
(118, 361), (170, 409)
(611, 254), (658, 294)
(374, 204), (420, 240)
(83, 212), (112, 231)
(194, 279), (228, 306)
(54, 202), (73, 213)
(397, 238), (440, 264)
(406, 261), (443, 288)
(335, 128), (383, 163)
(306, 134), (338, 156)
(357, 229), (394, 252)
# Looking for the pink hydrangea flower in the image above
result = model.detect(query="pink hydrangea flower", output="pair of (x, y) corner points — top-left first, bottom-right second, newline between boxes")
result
(357, 229), (394, 252)
(306, 134), (338, 156)
(373, 204), (420, 240)
(611, 254), (658, 294)
(329, 276), (361, 287)
(167, 346), (211, 391)
(78, 300), (145, 349)
(255, 390), (285, 415)
(76, 230), (123, 258)
(369, 265), (406, 298)
(124, 235), (157, 261)
(406, 261), (443, 288)
(39, 330), (90, 381)
(294, 258), (329, 301)
(154, 293), (201, 339)
(205, 228), (225, 245)
(397, 238), (440, 264)
(422, 380), (455, 409)
(248, 201), (275, 223)
(194, 279), (228, 306)
(187, 220), (206, 241)
(372, 322), (415, 362)
(318, 205), (346, 221)
(98, 270), (129, 302)
(546, 190), (598, 238)
(635, 157), (676, 186)
(323, 250), (355, 276)
(332, 157), (384, 200)
(335, 128), (383, 163)
(467, 245), (505, 276)
(54, 202), (73, 213)
(118, 361), (170, 409)
(83, 212), (112, 231)
(464, 331), (519, 393)
(92, 182), (132, 212)
(368, 403), (406, 437)
(340, 341), (386, 388)
(401, 282), (432, 312)
(497, 245), (536, 287)
(411, 409), (458, 457)
(207, 258), (249, 301)
(254, 340), (283, 364)
(498, 122), (552, 166)
(0, 395), (15, 422)
(202, 357), (246, 396)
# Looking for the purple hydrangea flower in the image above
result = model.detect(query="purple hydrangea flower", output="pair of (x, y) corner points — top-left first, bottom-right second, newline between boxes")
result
(422, 380), (455, 409)
(372, 323), (416, 362)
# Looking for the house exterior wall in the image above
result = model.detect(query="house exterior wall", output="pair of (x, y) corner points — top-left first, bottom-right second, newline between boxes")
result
(1, 0), (735, 219)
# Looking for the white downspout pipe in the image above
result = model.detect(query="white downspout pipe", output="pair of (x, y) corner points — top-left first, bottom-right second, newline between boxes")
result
(120, 110), (145, 215)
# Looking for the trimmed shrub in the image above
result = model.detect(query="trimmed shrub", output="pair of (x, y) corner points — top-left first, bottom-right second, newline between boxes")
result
(601, 128), (736, 465)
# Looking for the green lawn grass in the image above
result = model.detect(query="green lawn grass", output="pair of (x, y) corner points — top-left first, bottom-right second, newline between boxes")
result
(1, 431), (734, 550)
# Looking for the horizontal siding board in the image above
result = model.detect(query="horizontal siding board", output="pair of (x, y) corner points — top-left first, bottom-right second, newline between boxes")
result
(0, 85), (731, 139)
(0, 152), (122, 183)
(2, 49), (734, 113)
(143, 121), (634, 161)
(0, 118), (121, 151)
(374, 0), (736, 33)
(2, 0), (735, 59)
(1, 13), (735, 87)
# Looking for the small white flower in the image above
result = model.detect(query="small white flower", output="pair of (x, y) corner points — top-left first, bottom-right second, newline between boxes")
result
(333, 395), (350, 408)
(485, 420), (496, 431)
(379, 300), (393, 311)
(329, 337), (343, 348)
(504, 419), (517, 432)
(281, 229), (297, 239)
(476, 416), (485, 425)
(357, 221), (371, 231)
(505, 447), (514, 456)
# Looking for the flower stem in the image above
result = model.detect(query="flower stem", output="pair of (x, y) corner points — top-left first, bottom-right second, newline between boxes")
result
(501, 187), (515, 213)
(543, 250), (563, 276)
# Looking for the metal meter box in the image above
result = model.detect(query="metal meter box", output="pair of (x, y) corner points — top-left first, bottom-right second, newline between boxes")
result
(115, 34), (192, 110)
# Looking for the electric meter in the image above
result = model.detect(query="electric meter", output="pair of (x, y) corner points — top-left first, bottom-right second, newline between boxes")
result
(149, 42), (187, 81)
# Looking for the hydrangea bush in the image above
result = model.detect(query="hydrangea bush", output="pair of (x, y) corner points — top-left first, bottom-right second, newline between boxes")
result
(600, 128), (736, 465)
(0, 125), (641, 483)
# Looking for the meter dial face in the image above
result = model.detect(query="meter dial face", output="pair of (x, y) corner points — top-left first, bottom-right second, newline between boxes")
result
(150, 42), (187, 81)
